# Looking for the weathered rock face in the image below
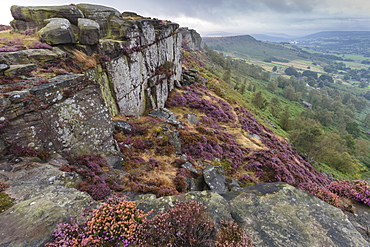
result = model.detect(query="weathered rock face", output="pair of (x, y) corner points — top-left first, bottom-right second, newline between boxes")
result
(78, 18), (100, 45)
(9, 4), (186, 116)
(10, 5), (84, 31)
(0, 74), (118, 156)
(1, 48), (64, 65)
(87, 20), (182, 115)
(75, 3), (121, 37)
(39, 18), (77, 45)
(179, 27), (202, 51)
(0, 55), (10, 74)
(136, 183), (369, 247)
(0, 162), (95, 247)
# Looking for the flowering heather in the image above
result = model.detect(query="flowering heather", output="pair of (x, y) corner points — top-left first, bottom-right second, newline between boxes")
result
(46, 200), (146, 246)
(328, 180), (370, 206)
(239, 174), (258, 186)
(27, 41), (53, 50)
(0, 38), (26, 51)
(166, 84), (236, 123)
(166, 84), (341, 206)
(180, 128), (250, 170)
(174, 168), (191, 192)
(85, 200), (147, 245)
(134, 200), (218, 247)
(216, 221), (253, 247)
(45, 219), (86, 247)
(128, 179), (178, 198)
(298, 182), (340, 207)
(60, 154), (124, 200)
(21, 29), (34, 36)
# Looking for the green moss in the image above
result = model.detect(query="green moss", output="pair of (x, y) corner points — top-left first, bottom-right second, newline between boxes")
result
(85, 65), (119, 116)
(0, 192), (14, 213)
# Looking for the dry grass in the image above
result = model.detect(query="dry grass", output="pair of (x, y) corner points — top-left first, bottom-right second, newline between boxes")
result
(0, 30), (39, 47)
(72, 50), (97, 70)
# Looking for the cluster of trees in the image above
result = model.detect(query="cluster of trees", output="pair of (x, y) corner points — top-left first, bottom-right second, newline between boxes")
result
(284, 66), (334, 86)
(266, 73), (370, 176)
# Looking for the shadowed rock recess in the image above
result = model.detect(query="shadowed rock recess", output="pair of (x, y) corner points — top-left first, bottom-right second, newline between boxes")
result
(0, 3), (369, 247)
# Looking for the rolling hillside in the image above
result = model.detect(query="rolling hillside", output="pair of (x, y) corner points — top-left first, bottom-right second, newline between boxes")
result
(203, 35), (306, 62)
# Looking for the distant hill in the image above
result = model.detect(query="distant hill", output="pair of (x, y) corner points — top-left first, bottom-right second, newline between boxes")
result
(202, 34), (307, 62)
(250, 33), (295, 43)
(297, 31), (370, 55)
(301, 31), (370, 39)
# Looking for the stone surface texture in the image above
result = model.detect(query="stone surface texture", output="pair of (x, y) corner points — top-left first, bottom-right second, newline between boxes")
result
(136, 183), (369, 247)
(1, 74), (118, 156)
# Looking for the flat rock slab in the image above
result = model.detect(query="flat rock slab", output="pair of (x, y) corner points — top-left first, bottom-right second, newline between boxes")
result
(0, 163), (94, 247)
(4, 64), (36, 76)
(228, 183), (369, 247)
(135, 183), (369, 247)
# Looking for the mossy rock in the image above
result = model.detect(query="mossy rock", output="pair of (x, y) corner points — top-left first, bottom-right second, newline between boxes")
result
(0, 192), (14, 213)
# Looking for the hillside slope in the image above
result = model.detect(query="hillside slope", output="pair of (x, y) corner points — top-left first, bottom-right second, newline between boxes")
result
(203, 35), (305, 62)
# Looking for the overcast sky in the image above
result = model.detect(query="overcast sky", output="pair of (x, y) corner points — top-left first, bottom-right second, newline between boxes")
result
(1, 0), (370, 37)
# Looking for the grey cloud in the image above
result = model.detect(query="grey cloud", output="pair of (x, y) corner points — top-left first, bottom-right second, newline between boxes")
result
(0, 0), (368, 36)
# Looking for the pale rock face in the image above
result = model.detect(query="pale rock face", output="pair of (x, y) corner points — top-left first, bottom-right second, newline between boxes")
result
(91, 21), (182, 116)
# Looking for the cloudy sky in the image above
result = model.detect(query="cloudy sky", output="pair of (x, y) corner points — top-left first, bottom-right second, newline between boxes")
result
(1, 0), (370, 36)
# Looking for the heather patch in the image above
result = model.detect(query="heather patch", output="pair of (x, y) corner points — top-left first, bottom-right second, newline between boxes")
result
(60, 154), (124, 200)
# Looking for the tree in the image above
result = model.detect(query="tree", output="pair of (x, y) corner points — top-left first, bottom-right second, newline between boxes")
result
(363, 113), (370, 128)
(284, 85), (297, 101)
(302, 70), (318, 79)
(284, 67), (299, 77)
(269, 97), (281, 118)
(279, 106), (292, 131)
(346, 122), (360, 138)
(239, 83), (246, 95)
(359, 80), (368, 88)
(247, 82), (253, 92)
(319, 74), (334, 83)
(252, 91), (268, 110)
(222, 68), (231, 84)
(292, 125), (323, 158)
(272, 66), (278, 72)
(267, 80), (277, 92)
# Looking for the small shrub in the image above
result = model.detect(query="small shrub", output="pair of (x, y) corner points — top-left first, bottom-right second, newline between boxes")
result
(134, 200), (217, 247)
(46, 200), (146, 246)
(173, 168), (191, 192)
(45, 219), (86, 247)
(60, 154), (122, 200)
(0, 181), (9, 192)
(85, 200), (147, 245)
(216, 221), (253, 247)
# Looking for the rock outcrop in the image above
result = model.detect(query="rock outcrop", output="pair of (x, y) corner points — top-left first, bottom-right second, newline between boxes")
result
(10, 4), (183, 116)
(39, 18), (77, 45)
(1, 74), (117, 156)
(179, 27), (202, 51)
(88, 19), (182, 115)
(0, 161), (95, 247)
(1, 4), (186, 156)
(136, 183), (369, 247)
